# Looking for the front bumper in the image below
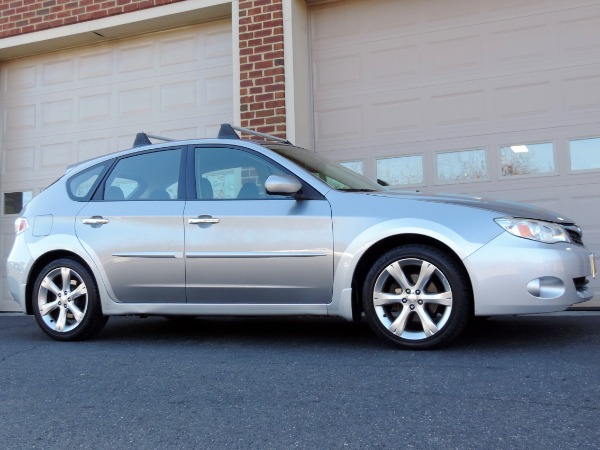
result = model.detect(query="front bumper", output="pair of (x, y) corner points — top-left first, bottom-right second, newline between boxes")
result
(464, 232), (595, 316)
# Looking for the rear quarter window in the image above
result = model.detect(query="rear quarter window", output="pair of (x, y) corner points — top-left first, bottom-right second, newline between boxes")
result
(67, 163), (109, 201)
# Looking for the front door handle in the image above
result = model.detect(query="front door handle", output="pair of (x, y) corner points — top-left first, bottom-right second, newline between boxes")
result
(82, 216), (109, 225)
(188, 216), (220, 225)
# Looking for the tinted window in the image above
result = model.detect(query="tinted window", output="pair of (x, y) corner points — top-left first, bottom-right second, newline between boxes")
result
(67, 163), (108, 201)
(195, 147), (289, 200)
(103, 149), (182, 201)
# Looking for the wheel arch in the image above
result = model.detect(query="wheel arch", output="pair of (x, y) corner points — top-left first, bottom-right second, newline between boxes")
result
(350, 234), (474, 321)
(25, 250), (95, 315)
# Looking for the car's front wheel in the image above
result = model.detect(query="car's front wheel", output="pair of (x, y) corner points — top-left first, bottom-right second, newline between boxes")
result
(32, 258), (108, 341)
(362, 245), (471, 349)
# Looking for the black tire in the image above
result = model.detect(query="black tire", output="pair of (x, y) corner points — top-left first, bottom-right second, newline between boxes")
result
(362, 245), (472, 349)
(32, 258), (108, 341)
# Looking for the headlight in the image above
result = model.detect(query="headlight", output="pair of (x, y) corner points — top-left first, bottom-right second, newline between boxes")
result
(495, 218), (570, 244)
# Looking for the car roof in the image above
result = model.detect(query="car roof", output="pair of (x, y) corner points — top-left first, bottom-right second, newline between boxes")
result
(66, 124), (295, 173)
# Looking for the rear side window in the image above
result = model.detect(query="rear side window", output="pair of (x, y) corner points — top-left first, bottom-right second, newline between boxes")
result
(102, 148), (182, 201)
(67, 163), (109, 201)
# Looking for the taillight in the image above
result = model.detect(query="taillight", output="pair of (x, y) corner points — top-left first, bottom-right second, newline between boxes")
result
(15, 218), (29, 235)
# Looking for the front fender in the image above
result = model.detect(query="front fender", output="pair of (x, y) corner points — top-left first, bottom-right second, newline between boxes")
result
(328, 218), (501, 320)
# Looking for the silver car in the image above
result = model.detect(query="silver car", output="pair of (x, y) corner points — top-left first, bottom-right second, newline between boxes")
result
(6, 125), (596, 349)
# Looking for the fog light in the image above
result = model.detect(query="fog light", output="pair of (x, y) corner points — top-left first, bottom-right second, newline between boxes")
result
(527, 277), (565, 299)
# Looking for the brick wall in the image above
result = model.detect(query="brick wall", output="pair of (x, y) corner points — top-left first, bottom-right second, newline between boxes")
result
(0, 0), (185, 38)
(238, 0), (286, 139)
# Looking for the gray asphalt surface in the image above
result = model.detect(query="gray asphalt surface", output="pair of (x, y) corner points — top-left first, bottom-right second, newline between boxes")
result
(0, 312), (599, 449)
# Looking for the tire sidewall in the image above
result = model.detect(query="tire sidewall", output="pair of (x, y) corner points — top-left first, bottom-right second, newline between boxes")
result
(362, 245), (472, 349)
(32, 258), (105, 341)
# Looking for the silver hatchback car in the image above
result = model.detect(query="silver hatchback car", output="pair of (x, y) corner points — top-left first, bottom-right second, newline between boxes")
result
(6, 125), (596, 349)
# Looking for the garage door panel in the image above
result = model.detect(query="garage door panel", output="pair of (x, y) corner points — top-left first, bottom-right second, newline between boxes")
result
(562, 71), (600, 114)
(0, 20), (233, 311)
(557, 8), (600, 56)
(311, 0), (600, 305)
(3, 63), (36, 93)
(426, 31), (483, 74)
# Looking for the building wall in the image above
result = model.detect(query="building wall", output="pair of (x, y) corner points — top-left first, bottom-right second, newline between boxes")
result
(0, 1), (287, 136)
(238, 0), (286, 138)
(0, 0), (186, 39)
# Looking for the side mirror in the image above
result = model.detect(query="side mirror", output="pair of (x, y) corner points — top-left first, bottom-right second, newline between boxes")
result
(265, 175), (302, 196)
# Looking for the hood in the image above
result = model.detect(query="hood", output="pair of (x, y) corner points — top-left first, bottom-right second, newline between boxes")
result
(368, 190), (575, 225)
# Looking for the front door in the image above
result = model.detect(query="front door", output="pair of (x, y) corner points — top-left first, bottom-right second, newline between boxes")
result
(184, 146), (333, 304)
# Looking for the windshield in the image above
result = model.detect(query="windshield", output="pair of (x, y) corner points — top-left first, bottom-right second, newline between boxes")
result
(267, 144), (385, 192)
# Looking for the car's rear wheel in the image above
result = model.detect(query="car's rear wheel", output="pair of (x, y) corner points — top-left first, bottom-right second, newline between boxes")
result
(362, 245), (471, 349)
(32, 258), (108, 341)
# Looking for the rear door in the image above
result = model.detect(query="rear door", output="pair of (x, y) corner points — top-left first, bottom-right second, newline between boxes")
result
(76, 147), (186, 303)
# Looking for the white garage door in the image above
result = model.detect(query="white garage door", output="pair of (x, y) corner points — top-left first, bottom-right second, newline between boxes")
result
(0, 20), (233, 311)
(310, 0), (600, 305)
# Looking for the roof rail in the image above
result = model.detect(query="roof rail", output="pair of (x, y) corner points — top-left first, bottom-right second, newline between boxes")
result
(217, 123), (291, 144)
(132, 132), (176, 148)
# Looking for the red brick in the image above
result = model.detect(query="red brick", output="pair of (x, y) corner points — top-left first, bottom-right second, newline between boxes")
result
(249, 118), (266, 127)
(254, 60), (274, 70)
(255, 93), (274, 102)
(252, 28), (272, 39)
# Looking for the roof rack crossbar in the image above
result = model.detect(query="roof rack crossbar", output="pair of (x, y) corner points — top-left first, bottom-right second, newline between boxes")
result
(145, 133), (176, 142)
(230, 125), (290, 144)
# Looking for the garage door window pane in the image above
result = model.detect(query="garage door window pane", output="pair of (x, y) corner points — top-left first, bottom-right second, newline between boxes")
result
(436, 149), (487, 183)
(500, 143), (554, 176)
(339, 160), (364, 175)
(376, 156), (423, 186)
(3, 191), (33, 214)
(570, 137), (600, 171)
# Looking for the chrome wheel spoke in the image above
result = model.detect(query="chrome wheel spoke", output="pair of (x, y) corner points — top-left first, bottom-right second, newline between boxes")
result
(55, 307), (67, 332)
(60, 267), (71, 292)
(414, 261), (436, 291)
(69, 283), (87, 300)
(68, 302), (85, 323)
(389, 306), (411, 336)
(386, 262), (412, 289)
(422, 291), (452, 306)
(41, 277), (62, 296)
(373, 291), (403, 306)
(40, 299), (60, 316)
(415, 305), (439, 336)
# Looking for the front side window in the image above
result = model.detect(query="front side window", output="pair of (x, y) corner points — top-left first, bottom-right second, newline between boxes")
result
(195, 147), (290, 200)
(103, 149), (182, 201)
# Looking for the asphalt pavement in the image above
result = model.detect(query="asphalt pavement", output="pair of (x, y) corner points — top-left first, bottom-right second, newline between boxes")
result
(0, 312), (599, 449)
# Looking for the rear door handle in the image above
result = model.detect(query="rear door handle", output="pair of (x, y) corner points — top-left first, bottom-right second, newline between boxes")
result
(188, 216), (220, 225)
(82, 216), (109, 225)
